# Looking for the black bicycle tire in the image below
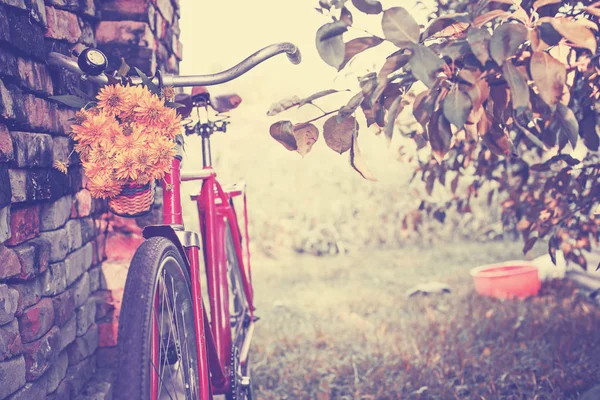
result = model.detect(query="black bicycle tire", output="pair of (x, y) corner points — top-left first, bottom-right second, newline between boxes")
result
(114, 237), (199, 400)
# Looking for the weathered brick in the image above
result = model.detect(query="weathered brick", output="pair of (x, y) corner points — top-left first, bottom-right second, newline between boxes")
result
(23, 94), (59, 133)
(47, 378), (70, 400)
(97, 312), (117, 348)
(80, 218), (95, 246)
(10, 237), (50, 279)
(74, 190), (92, 218)
(45, 349), (67, 393)
(66, 323), (97, 365)
(97, 43), (156, 75)
(156, 0), (174, 23)
(79, 378), (113, 400)
(0, 47), (19, 79)
(0, 319), (22, 361)
(26, 0), (47, 27)
(65, 354), (96, 398)
(45, 6), (81, 43)
(18, 297), (54, 342)
(0, 167), (10, 208)
(8, 169), (25, 203)
(75, 297), (95, 337)
(6, 374), (47, 400)
(57, 315), (75, 354)
(21, 324), (60, 380)
(96, 20), (155, 49)
(71, 272), (90, 309)
(91, 234), (106, 265)
(0, 79), (26, 122)
(0, 356), (26, 399)
(40, 195), (72, 231)
(9, 132), (53, 168)
(56, 108), (76, 137)
(17, 58), (53, 95)
(0, 0), (26, 10)
(88, 266), (100, 292)
(39, 227), (69, 263)
(0, 245), (19, 279)
(0, 205), (9, 243)
(65, 242), (93, 285)
(93, 290), (114, 322)
(99, 0), (152, 21)
(0, 124), (13, 163)
(9, 278), (41, 315)
(5, 204), (40, 246)
(52, 288), (74, 327)
(5, 6), (45, 59)
(174, 39), (183, 60)
(40, 261), (67, 297)
(0, 6), (8, 43)
(79, 18), (96, 47)
(51, 136), (71, 166)
(65, 219), (82, 251)
(95, 346), (116, 368)
(0, 284), (19, 325)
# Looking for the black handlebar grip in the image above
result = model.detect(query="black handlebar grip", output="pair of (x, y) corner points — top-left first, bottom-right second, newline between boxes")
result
(78, 48), (108, 76)
(286, 47), (302, 65)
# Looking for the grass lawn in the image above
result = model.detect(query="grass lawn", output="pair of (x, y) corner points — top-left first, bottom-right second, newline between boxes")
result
(250, 241), (600, 399)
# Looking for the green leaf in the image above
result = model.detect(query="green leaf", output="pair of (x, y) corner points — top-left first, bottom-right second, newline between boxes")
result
(316, 21), (348, 69)
(134, 67), (159, 95)
(428, 111), (452, 163)
(408, 44), (445, 88)
(556, 104), (579, 148)
(467, 27), (492, 65)
(351, 0), (382, 15)
(338, 37), (384, 71)
(413, 89), (438, 128)
(165, 101), (186, 109)
(48, 95), (87, 109)
(382, 7), (420, 46)
(384, 95), (404, 142)
(323, 115), (356, 154)
(489, 23), (528, 65)
(339, 92), (364, 118)
(502, 61), (530, 112)
(270, 121), (298, 151)
(443, 86), (472, 129)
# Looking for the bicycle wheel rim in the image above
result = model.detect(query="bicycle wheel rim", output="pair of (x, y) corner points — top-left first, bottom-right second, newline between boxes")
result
(150, 255), (200, 400)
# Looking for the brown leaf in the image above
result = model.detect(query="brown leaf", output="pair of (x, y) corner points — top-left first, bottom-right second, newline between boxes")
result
(467, 27), (492, 65)
(490, 23), (528, 65)
(556, 103), (579, 148)
(339, 37), (384, 70)
(323, 115), (357, 154)
(316, 21), (348, 69)
(267, 96), (301, 116)
(586, 4), (600, 18)
(351, 0), (382, 15)
(413, 89), (437, 127)
(473, 10), (511, 28)
(350, 131), (377, 181)
(270, 121), (297, 151)
(533, 0), (562, 11)
(428, 111), (452, 163)
(341, 6), (353, 26)
(550, 17), (597, 53)
(408, 44), (445, 88)
(423, 14), (469, 39)
(339, 92), (364, 118)
(293, 123), (319, 156)
(382, 7), (420, 46)
(384, 95), (404, 142)
(530, 52), (566, 106)
(443, 85), (472, 129)
(502, 61), (530, 111)
(580, 113), (599, 151)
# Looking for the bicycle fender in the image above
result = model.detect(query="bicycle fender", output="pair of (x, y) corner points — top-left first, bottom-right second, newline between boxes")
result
(142, 224), (200, 265)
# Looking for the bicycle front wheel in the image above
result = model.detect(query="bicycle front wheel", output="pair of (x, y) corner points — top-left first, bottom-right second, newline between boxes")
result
(115, 237), (201, 400)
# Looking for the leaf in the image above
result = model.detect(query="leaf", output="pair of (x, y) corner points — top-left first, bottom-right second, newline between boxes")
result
(350, 130), (377, 181)
(529, 52), (566, 106)
(423, 14), (469, 39)
(134, 67), (159, 95)
(351, 0), (382, 15)
(316, 21), (348, 69)
(556, 103), (579, 148)
(382, 7), (420, 46)
(587, 4), (600, 18)
(428, 111), (452, 163)
(502, 61), (530, 112)
(270, 121), (297, 151)
(267, 96), (301, 116)
(299, 90), (339, 107)
(413, 89), (437, 127)
(117, 57), (130, 77)
(293, 123), (319, 156)
(165, 101), (185, 109)
(580, 113), (599, 151)
(339, 37), (384, 70)
(384, 95), (404, 142)
(490, 23), (528, 65)
(550, 18), (597, 53)
(467, 28), (492, 65)
(443, 86), (472, 129)
(323, 115), (356, 154)
(48, 95), (87, 109)
(408, 44), (445, 88)
(339, 92), (364, 118)
(473, 10), (511, 28)
(533, 0), (562, 11)
(341, 6), (353, 26)
(523, 237), (538, 254)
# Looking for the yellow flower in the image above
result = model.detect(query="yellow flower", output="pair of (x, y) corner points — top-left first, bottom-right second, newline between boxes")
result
(86, 175), (122, 199)
(161, 108), (183, 139)
(72, 111), (116, 146)
(163, 86), (175, 101)
(97, 85), (131, 116)
(148, 135), (177, 164)
(53, 160), (68, 174)
(114, 123), (146, 153)
(114, 152), (139, 181)
(133, 93), (168, 127)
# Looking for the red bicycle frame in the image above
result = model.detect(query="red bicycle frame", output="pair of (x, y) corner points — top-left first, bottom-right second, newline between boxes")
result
(145, 156), (255, 399)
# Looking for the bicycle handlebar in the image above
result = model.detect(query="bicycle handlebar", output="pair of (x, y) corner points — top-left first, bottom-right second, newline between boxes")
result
(47, 42), (301, 88)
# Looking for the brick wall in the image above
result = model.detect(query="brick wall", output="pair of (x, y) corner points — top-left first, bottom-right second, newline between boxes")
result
(0, 1), (182, 399)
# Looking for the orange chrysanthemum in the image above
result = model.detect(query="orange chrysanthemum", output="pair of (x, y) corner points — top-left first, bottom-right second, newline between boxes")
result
(72, 111), (117, 145)
(133, 93), (168, 127)
(114, 123), (147, 153)
(97, 85), (132, 116)
(87, 175), (123, 199)
(114, 152), (139, 181)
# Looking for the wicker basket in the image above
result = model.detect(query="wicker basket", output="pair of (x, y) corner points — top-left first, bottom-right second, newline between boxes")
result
(108, 182), (155, 217)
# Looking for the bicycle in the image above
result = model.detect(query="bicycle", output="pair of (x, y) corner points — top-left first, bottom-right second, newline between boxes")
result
(49, 42), (302, 400)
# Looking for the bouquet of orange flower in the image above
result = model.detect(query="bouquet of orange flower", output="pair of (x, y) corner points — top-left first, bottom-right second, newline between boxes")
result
(51, 64), (183, 216)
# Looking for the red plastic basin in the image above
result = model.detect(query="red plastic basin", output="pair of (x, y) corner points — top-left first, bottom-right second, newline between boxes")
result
(470, 262), (541, 299)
